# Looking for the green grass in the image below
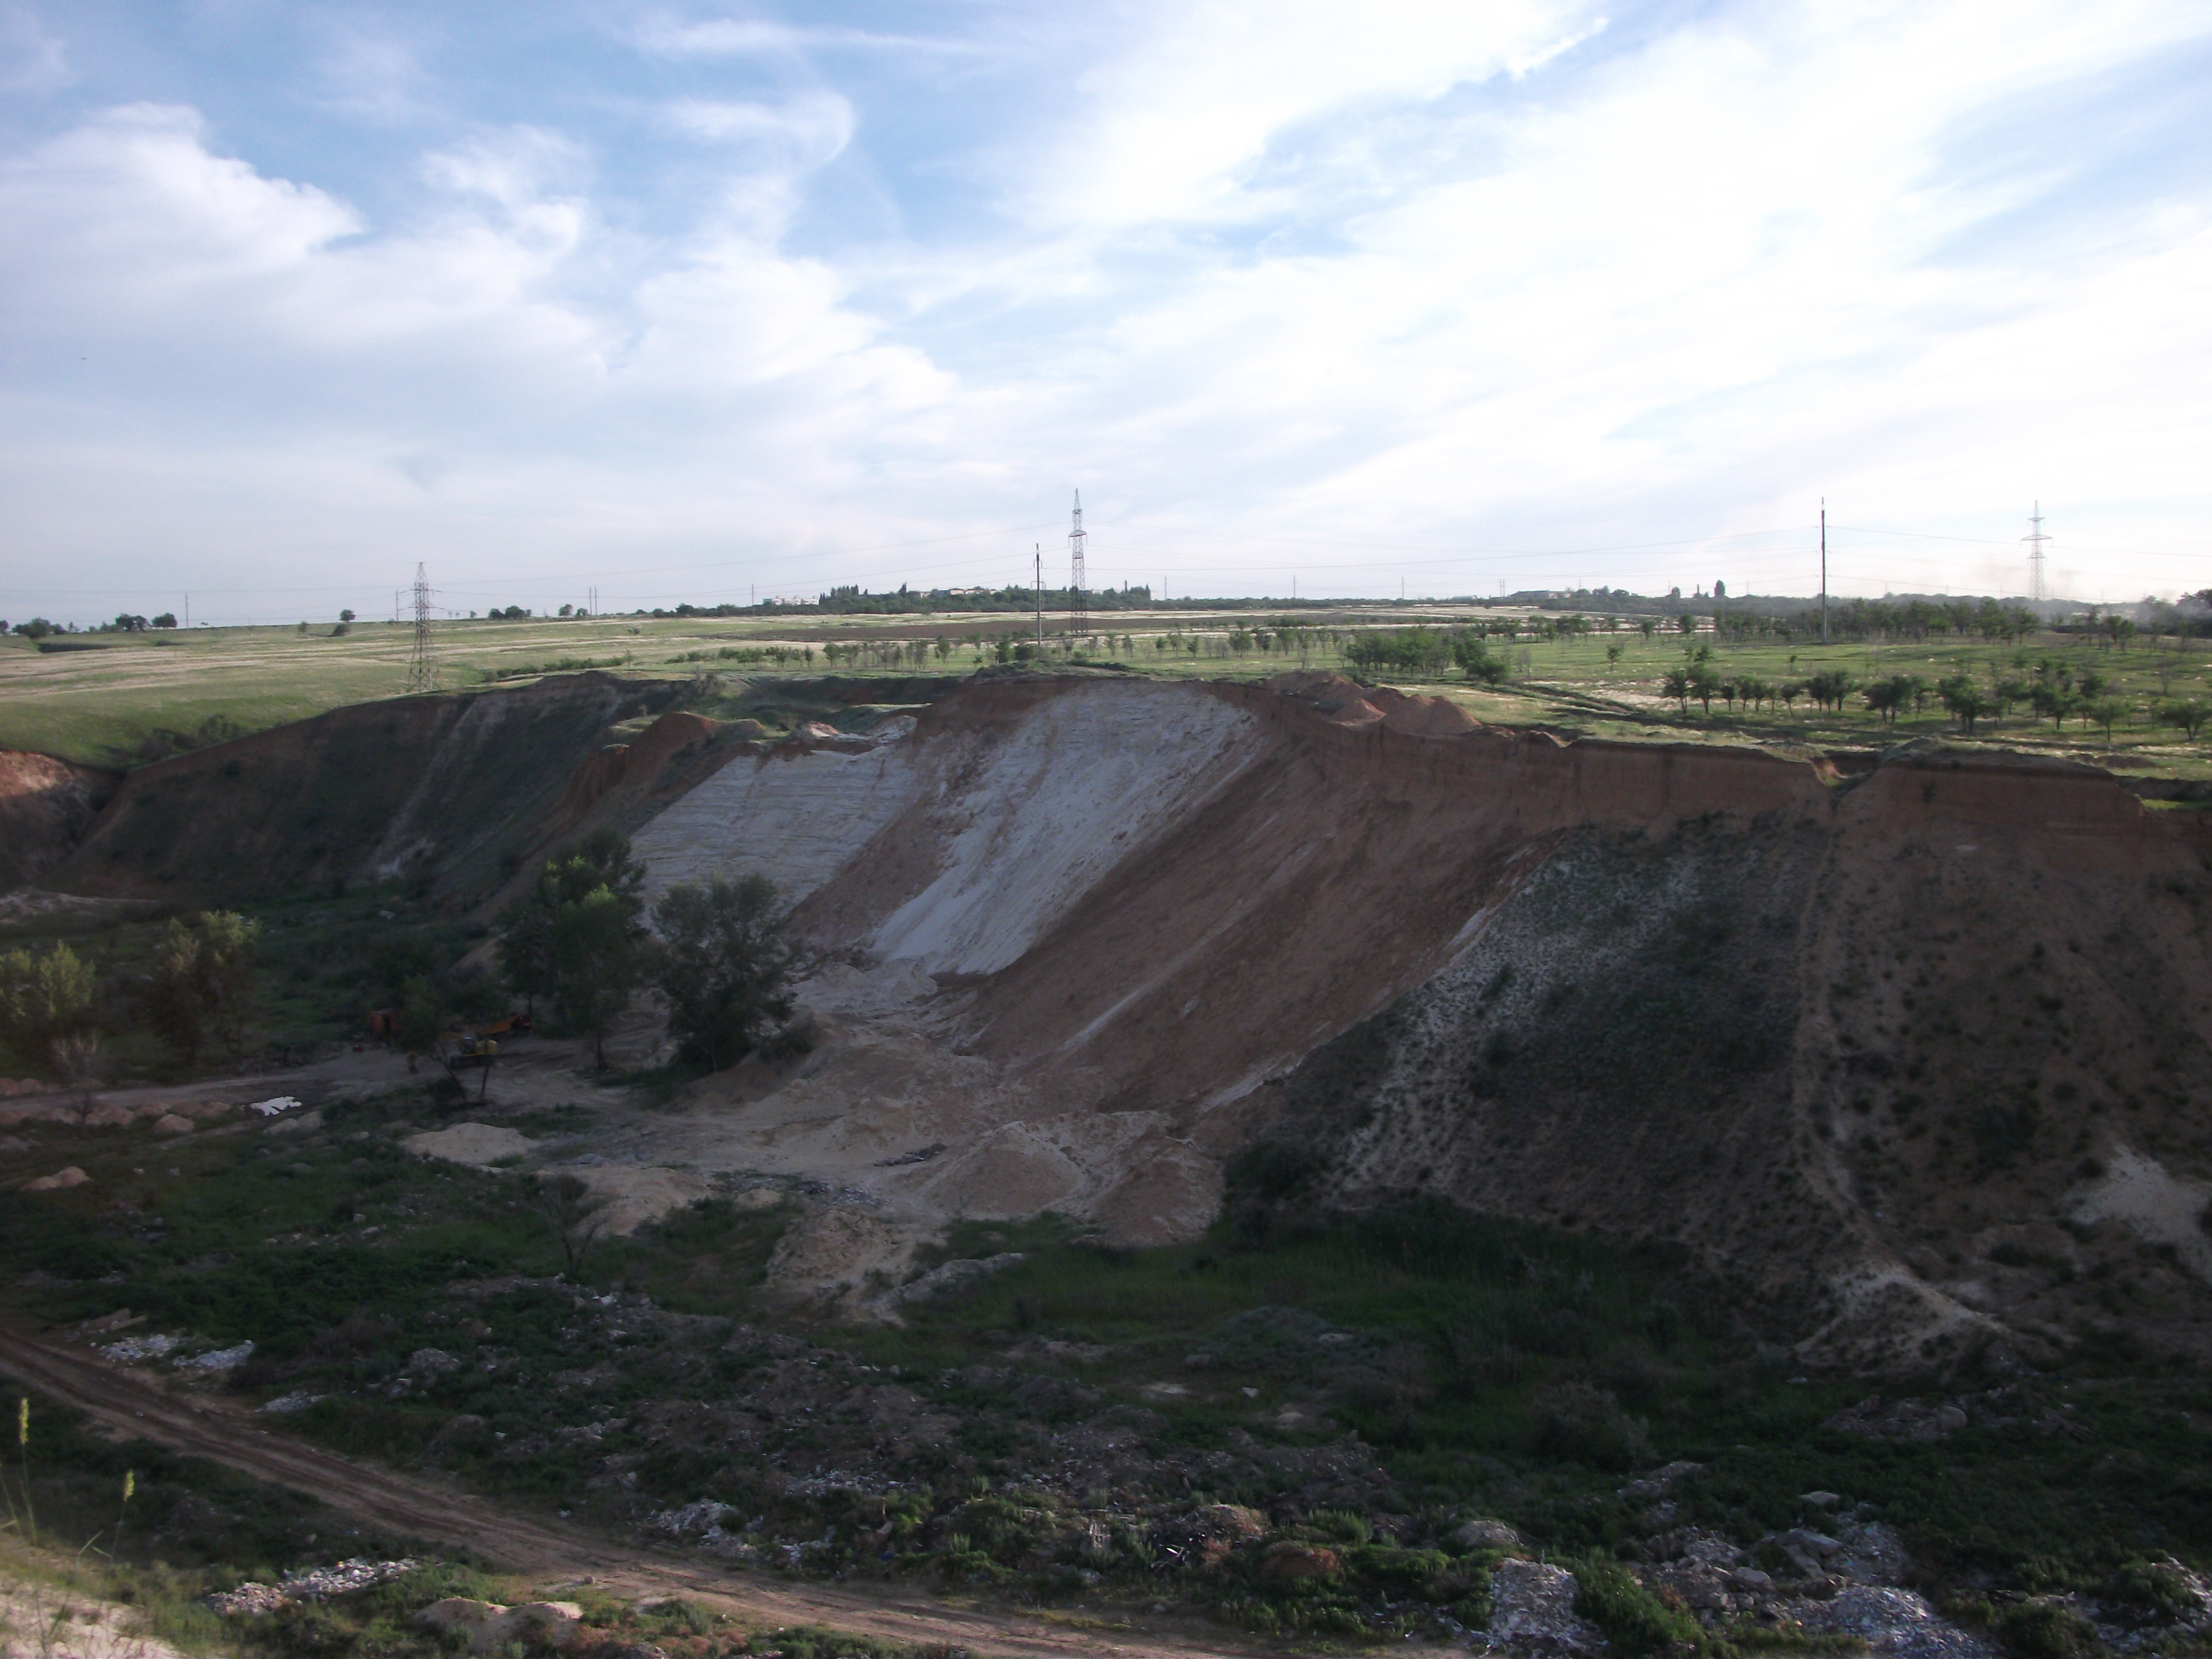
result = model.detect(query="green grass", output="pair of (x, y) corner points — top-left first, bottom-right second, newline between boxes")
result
(10, 607), (2209, 778)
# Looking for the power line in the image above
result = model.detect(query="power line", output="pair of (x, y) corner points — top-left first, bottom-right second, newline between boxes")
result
(2024, 503), (2051, 605)
(407, 564), (437, 693)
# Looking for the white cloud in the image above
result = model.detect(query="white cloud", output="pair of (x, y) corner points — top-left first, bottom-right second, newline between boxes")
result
(1, 0), (2209, 615)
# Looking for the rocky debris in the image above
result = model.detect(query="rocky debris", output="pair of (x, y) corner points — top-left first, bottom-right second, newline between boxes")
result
(1488, 1559), (1603, 1654)
(208, 1558), (420, 1615)
(1799, 1586), (1999, 1659)
(1617, 1459), (1704, 1503)
(22, 1165), (87, 1191)
(1825, 1395), (1971, 1441)
(407, 1348), (461, 1376)
(1454, 1517), (1525, 1553)
(152, 1113), (195, 1135)
(259, 1390), (323, 1414)
(100, 1332), (179, 1363)
(890, 1252), (1025, 1305)
(416, 1597), (584, 1651)
(877, 1143), (946, 1167)
(181, 1341), (254, 1371)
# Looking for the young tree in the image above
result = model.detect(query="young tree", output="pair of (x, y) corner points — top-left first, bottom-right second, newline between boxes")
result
(533, 1175), (611, 1277)
(0, 943), (98, 1073)
(650, 875), (795, 1071)
(2089, 697), (2127, 745)
(500, 830), (648, 1068)
(145, 913), (260, 1067)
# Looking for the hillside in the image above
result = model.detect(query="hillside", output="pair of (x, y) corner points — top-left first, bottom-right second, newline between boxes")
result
(5, 667), (2209, 1379)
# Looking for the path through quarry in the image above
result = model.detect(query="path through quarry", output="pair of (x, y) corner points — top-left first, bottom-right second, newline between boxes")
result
(0, 1327), (1290, 1659)
(26, 667), (2212, 1373)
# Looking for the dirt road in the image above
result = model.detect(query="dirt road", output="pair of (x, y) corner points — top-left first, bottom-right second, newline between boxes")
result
(0, 1329), (1328, 1659)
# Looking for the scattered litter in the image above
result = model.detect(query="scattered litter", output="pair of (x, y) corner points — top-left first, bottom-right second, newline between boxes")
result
(209, 1558), (420, 1615)
(182, 1341), (255, 1371)
(248, 1097), (304, 1117)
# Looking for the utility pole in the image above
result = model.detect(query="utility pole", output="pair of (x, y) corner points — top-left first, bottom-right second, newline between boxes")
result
(1819, 500), (1829, 645)
(1034, 545), (1044, 649)
(2024, 503), (2049, 606)
(1069, 491), (1087, 634)
(407, 562), (437, 692)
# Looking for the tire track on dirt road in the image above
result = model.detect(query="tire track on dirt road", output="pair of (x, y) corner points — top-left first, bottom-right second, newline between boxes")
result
(0, 1329), (1318, 1659)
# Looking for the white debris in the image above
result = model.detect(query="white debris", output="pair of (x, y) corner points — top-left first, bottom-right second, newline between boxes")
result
(182, 1342), (254, 1371)
(1486, 1559), (1604, 1654)
(100, 1333), (180, 1363)
(259, 1391), (323, 1415)
(248, 1096), (304, 1117)
(209, 1558), (419, 1615)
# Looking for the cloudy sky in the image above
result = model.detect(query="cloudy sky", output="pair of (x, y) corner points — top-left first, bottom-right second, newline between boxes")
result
(3, 0), (2209, 623)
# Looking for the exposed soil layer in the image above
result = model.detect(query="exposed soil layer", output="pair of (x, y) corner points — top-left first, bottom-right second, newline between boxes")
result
(629, 672), (2212, 1368)
(22, 668), (2212, 1372)
(0, 750), (119, 891)
(53, 675), (679, 905)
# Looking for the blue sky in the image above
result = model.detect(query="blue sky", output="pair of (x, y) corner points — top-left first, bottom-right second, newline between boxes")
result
(2, 0), (2209, 623)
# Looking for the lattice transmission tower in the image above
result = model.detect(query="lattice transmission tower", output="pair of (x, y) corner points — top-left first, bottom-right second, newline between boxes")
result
(2023, 503), (2050, 604)
(406, 562), (439, 693)
(1068, 490), (1087, 632)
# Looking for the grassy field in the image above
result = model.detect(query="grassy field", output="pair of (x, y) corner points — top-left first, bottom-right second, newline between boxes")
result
(8, 607), (2212, 778)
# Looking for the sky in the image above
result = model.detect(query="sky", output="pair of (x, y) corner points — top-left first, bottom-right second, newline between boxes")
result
(2, 1), (2209, 624)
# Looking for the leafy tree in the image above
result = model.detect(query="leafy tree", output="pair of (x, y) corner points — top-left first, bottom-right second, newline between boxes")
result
(151, 613), (177, 629)
(2161, 699), (2208, 740)
(145, 912), (260, 1067)
(1660, 667), (1691, 712)
(2089, 698), (2127, 744)
(650, 876), (795, 1071)
(1937, 674), (1993, 733)
(1451, 633), (1510, 684)
(500, 830), (648, 1068)
(0, 943), (98, 1073)
(1686, 663), (1721, 715)
(2029, 683), (2077, 730)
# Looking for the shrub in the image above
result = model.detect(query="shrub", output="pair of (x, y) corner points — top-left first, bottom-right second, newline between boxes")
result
(1997, 1601), (2100, 1659)
(1573, 1553), (1704, 1656)
(1532, 1381), (1653, 1470)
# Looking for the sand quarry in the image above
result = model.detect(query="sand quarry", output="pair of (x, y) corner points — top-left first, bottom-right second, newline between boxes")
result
(8, 668), (2212, 1368)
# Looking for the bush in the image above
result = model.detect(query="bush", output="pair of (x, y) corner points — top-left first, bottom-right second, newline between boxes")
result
(1532, 1381), (1653, 1470)
(1573, 1553), (1704, 1656)
(1997, 1601), (2100, 1659)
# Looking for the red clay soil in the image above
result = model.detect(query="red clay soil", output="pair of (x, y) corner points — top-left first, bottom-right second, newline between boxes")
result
(0, 751), (119, 891)
(781, 672), (2212, 1368)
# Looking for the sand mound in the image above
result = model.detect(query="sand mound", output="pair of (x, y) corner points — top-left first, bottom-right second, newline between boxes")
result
(405, 1124), (533, 1166)
(556, 1165), (714, 1236)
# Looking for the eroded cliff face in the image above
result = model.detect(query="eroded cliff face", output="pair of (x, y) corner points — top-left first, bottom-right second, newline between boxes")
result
(20, 666), (2212, 1371)
(0, 752), (118, 892)
(51, 674), (676, 904)
(640, 671), (2212, 1369)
